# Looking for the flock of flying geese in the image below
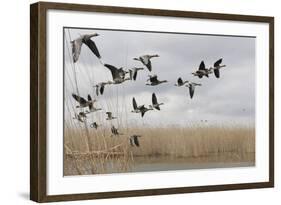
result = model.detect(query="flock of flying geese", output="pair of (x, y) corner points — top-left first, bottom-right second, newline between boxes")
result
(70, 33), (227, 147)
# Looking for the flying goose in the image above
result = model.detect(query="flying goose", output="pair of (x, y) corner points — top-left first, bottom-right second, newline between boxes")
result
(71, 33), (101, 63)
(90, 122), (99, 129)
(131, 97), (142, 113)
(185, 81), (202, 99)
(86, 94), (101, 112)
(85, 105), (102, 114)
(94, 82), (109, 96)
(152, 93), (164, 110)
(129, 135), (142, 147)
(73, 112), (87, 123)
(106, 112), (117, 120)
(111, 125), (123, 136)
(192, 61), (212, 78)
(211, 58), (226, 78)
(72, 94), (96, 109)
(131, 97), (152, 117)
(146, 75), (168, 86)
(133, 54), (159, 72)
(139, 105), (153, 117)
(174, 77), (188, 87)
(104, 64), (130, 84)
(129, 67), (144, 81)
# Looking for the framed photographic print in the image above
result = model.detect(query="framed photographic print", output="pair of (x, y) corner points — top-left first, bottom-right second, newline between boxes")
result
(30, 1), (274, 202)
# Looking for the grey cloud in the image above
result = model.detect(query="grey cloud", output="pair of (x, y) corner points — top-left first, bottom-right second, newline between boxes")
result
(64, 28), (255, 127)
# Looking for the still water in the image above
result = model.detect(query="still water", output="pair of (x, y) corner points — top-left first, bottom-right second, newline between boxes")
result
(64, 153), (255, 176)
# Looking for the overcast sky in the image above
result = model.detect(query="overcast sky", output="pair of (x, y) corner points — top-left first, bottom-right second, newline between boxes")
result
(64, 28), (255, 128)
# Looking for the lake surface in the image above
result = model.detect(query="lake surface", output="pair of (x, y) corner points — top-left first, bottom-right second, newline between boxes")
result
(64, 153), (255, 176)
(129, 159), (253, 173)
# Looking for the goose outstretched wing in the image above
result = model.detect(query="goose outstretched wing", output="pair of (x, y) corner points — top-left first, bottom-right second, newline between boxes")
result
(132, 97), (138, 110)
(104, 64), (120, 80)
(141, 56), (152, 71)
(87, 95), (93, 110)
(189, 84), (195, 99)
(72, 94), (87, 104)
(214, 69), (220, 78)
(199, 61), (206, 70)
(152, 93), (158, 105)
(129, 69), (133, 80)
(213, 58), (222, 78)
(95, 85), (99, 96)
(83, 36), (101, 59)
(133, 69), (138, 80)
(71, 37), (83, 63)
(214, 58), (222, 67)
(100, 84), (105, 95)
(145, 60), (152, 71)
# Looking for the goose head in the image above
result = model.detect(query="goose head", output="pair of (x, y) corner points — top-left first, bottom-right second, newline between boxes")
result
(151, 54), (160, 58)
(89, 33), (99, 38)
(161, 80), (168, 83)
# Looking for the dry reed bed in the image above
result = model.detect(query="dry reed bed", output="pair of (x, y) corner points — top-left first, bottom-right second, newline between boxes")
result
(64, 124), (255, 175)
(64, 124), (255, 160)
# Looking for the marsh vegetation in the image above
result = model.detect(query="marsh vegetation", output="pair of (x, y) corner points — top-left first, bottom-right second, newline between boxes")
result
(64, 124), (255, 176)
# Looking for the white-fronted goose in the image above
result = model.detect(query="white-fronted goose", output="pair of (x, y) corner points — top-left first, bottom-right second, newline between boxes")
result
(71, 33), (101, 63)
(90, 122), (99, 129)
(85, 104), (102, 114)
(146, 75), (168, 86)
(174, 77), (188, 87)
(185, 81), (202, 99)
(129, 67), (144, 81)
(94, 82), (109, 96)
(129, 135), (142, 147)
(192, 61), (212, 78)
(131, 97), (152, 117)
(72, 93), (96, 109)
(111, 125), (123, 137)
(133, 54), (159, 72)
(73, 112), (87, 123)
(139, 105), (153, 117)
(104, 64), (130, 84)
(106, 112), (117, 120)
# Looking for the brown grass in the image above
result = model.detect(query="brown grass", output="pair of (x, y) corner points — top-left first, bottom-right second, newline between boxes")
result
(64, 124), (255, 176)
